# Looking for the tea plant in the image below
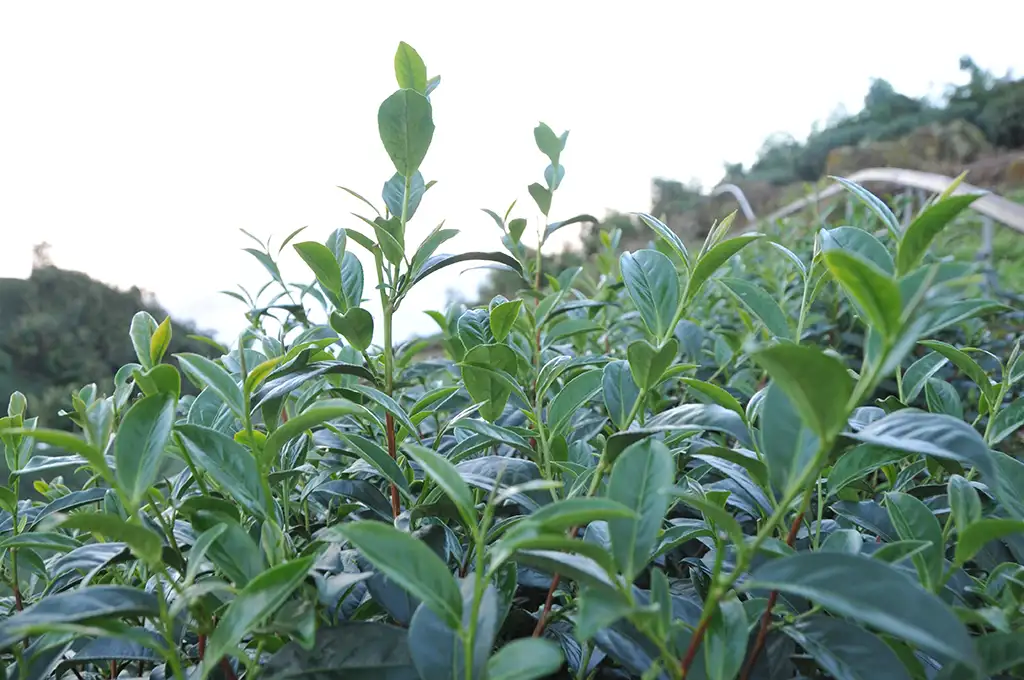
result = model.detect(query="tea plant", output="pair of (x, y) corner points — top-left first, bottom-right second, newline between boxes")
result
(1, 42), (1023, 680)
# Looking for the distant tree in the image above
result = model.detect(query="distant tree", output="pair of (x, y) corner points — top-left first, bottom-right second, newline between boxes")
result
(651, 178), (704, 221)
(0, 257), (215, 428)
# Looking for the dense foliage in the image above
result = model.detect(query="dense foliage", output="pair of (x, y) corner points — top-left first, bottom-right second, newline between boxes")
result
(1, 43), (1023, 680)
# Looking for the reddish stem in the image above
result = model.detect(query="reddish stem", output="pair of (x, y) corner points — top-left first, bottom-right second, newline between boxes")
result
(198, 633), (206, 659)
(679, 614), (712, 677)
(738, 510), (806, 680)
(220, 658), (238, 680)
(533, 524), (585, 637)
(532, 574), (561, 637)
(13, 583), (22, 611)
(682, 510), (806, 679)
(385, 413), (401, 518)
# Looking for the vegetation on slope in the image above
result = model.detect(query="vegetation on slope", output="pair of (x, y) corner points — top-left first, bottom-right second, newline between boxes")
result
(0, 43), (1022, 680)
(0, 247), (214, 429)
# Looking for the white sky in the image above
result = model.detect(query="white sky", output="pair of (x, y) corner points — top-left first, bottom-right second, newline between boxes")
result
(2, 1), (1022, 343)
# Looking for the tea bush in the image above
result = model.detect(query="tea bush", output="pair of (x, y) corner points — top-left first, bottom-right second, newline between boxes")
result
(1, 43), (1023, 680)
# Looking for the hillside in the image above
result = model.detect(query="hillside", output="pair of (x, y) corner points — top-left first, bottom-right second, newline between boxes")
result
(0, 254), (214, 428)
(478, 56), (1024, 303)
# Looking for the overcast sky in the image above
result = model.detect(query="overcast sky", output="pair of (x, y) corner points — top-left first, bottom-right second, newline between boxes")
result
(2, 2), (1021, 343)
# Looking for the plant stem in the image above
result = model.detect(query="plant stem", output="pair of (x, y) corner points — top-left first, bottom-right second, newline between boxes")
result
(738, 493), (811, 680)
(378, 255), (401, 519)
(533, 458), (608, 637)
(795, 265), (813, 342)
(174, 433), (211, 496)
(385, 413), (400, 518)
(10, 478), (22, 612)
(679, 456), (820, 678)
(576, 641), (595, 680)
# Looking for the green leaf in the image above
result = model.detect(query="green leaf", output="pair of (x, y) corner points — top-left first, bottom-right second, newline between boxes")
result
(394, 42), (427, 93)
(528, 182), (551, 215)
(134, 364), (181, 399)
(636, 212), (691, 271)
(947, 474), (982, 538)
(827, 445), (904, 497)
(703, 593), (748, 680)
(752, 343), (853, 441)
(334, 521), (461, 629)
(373, 219), (405, 265)
(487, 638), (564, 680)
(339, 433), (412, 501)
(60, 512), (162, 566)
(768, 241), (806, 276)
(544, 214), (597, 242)
(718, 277), (791, 339)
(925, 379), (963, 419)
(646, 403), (751, 447)
(378, 89), (434, 177)
(508, 217), (527, 243)
(823, 249), (902, 339)
(404, 443), (475, 529)
(202, 556), (314, 677)
(954, 518), (1024, 567)
(149, 316), (172, 366)
(129, 311), (158, 370)
(462, 344), (518, 423)
(626, 338), (678, 390)
(330, 308), (374, 351)
(782, 615), (912, 680)
(0, 586), (160, 650)
(177, 424), (269, 519)
(294, 241), (342, 298)
(526, 497), (636, 531)
(607, 437), (674, 581)
(0, 532), (80, 552)
(191, 510), (266, 587)
(408, 580), (498, 680)
(3, 428), (106, 479)
(976, 631), (1024, 676)
(488, 299), (522, 342)
(819, 225), (895, 274)
(885, 492), (943, 590)
(175, 353), (244, 419)
(761, 382), (821, 498)
(185, 525), (228, 585)
(410, 251), (522, 287)
(669, 490), (746, 547)
(990, 398), (1024, 445)
(263, 398), (375, 468)
(896, 193), (981, 275)
(341, 251), (365, 308)
(263, 622), (418, 680)
(830, 176), (901, 239)
(744, 552), (977, 669)
(533, 122), (565, 167)
(902, 352), (948, 403)
(514, 549), (617, 594)
(114, 392), (175, 510)
(678, 378), (745, 420)
(686, 233), (763, 302)
(918, 340), (997, 405)
(603, 360), (641, 430)
(547, 369), (603, 438)
(850, 409), (995, 480)
(620, 249), (680, 338)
